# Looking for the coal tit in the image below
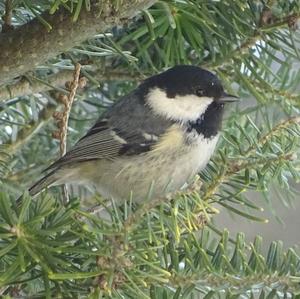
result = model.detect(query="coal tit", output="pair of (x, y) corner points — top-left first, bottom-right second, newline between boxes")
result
(28, 65), (238, 202)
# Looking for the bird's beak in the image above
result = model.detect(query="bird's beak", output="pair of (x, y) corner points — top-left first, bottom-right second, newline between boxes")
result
(218, 92), (239, 103)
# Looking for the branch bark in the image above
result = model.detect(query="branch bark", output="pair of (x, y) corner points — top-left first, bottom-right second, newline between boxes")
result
(0, 0), (157, 85)
(2, 0), (13, 33)
(0, 69), (144, 102)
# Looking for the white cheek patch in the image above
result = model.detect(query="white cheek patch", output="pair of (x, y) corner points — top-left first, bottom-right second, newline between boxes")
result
(146, 88), (213, 122)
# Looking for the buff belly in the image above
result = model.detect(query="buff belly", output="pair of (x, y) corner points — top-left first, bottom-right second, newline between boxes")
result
(78, 132), (219, 202)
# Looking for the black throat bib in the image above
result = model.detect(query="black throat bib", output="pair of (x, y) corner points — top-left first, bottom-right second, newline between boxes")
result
(187, 102), (225, 138)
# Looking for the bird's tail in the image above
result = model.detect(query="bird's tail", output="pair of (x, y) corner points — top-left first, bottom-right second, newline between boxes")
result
(17, 170), (58, 205)
(28, 170), (58, 197)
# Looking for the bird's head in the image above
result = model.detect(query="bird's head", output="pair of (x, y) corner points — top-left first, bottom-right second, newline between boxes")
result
(142, 65), (238, 123)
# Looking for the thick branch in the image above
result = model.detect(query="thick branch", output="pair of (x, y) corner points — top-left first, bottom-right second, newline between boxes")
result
(1, 11), (298, 102)
(0, 0), (157, 85)
(0, 69), (143, 102)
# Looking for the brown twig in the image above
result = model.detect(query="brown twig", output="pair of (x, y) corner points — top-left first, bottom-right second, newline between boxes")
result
(52, 63), (83, 203)
(61, 63), (81, 156)
(2, 0), (13, 33)
(0, 69), (144, 103)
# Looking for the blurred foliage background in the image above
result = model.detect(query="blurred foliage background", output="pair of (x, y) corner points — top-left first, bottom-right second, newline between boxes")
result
(0, 0), (300, 298)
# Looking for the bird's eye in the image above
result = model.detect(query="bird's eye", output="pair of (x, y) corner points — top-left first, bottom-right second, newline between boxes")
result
(196, 88), (204, 97)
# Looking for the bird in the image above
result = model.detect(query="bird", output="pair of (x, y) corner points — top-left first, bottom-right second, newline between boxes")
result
(26, 65), (238, 203)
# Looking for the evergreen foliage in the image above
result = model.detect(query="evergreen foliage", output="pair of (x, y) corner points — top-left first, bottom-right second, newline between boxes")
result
(0, 0), (299, 298)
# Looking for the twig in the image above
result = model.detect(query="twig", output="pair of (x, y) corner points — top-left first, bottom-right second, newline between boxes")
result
(85, 203), (106, 215)
(52, 63), (82, 204)
(169, 272), (299, 296)
(60, 63), (81, 156)
(248, 79), (300, 105)
(4, 103), (58, 157)
(0, 69), (144, 102)
(2, 0), (13, 33)
(0, 71), (72, 103)
(203, 12), (300, 70)
(0, 286), (9, 296)
(202, 117), (300, 202)
(4, 160), (52, 181)
(242, 116), (300, 157)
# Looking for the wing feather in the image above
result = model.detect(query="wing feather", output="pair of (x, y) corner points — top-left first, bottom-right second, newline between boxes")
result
(46, 123), (156, 170)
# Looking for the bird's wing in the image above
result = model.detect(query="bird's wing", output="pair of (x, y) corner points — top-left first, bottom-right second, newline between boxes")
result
(46, 119), (157, 170)
(26, 90), (173, 197)
(46, 90), (173, 171)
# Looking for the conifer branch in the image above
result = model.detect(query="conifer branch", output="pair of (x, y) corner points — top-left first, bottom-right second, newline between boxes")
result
(0, 0), (157, 85)
(123, 177), (203, 231)
(4, 161), (52, 182)
(202, 117), (300, 202)
(1, 10), (298, 102)
(242, 116), (300, 156)
(0, 70), (143, 102)
(204, 12), (300, 70)
(4, 103), (58, 158)
(249, 79), (300, 105)
(1, 1), (300, 297)
(169, 272), (299, 294)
